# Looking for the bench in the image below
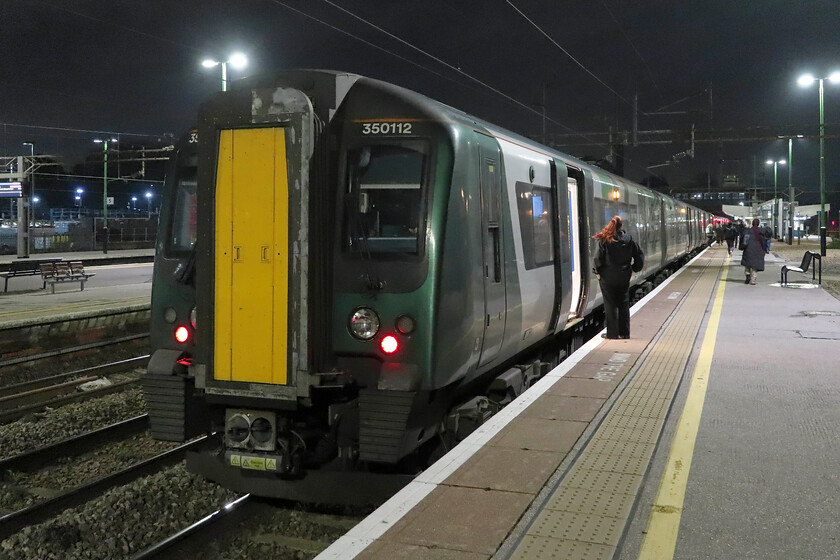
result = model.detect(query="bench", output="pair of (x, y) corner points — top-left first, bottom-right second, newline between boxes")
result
(1, 258), (63, 292)
(780, 251), (821, 286)
(39, 261), (96, 293)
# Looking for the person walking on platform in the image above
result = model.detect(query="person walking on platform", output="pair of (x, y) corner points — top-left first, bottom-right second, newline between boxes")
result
(735, 220), (746, 249)
(740, 218), (767, 285)
(593, 216), (645, 339)
(724, 223), (737, 255)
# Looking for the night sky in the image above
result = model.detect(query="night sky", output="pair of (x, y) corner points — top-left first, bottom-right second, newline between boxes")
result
(3, 0), (840, 209)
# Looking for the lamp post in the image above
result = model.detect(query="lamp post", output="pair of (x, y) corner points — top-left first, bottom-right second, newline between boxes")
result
(765, 159), (786, 238)
(75, 188), (84, 219)
(131, 196), (137, 211)
(22, 142), (34, 256)
(145, 191), (153, 218)
(93, 138), (117, 254)
(22, 141), (34, 211)
(201, 52), (247, 91)
(798, 71), (840, 255)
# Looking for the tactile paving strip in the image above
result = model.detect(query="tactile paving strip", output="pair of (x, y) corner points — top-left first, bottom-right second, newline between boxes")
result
(509, 258), (721, 559)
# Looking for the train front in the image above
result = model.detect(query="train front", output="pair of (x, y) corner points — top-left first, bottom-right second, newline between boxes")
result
(143, 72), (455, 504)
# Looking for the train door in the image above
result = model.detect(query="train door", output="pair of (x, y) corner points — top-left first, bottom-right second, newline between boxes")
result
(214, 127), (290, 384)
(549, 161), (572, 331)
(475, 133), (506, 366)
(567, 167), (587, 317)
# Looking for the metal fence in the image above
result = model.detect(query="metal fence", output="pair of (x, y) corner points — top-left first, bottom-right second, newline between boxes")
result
(0, 216), (158, 254)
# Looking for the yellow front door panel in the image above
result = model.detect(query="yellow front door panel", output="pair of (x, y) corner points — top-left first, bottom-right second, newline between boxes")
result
(214, 127), (289, 384)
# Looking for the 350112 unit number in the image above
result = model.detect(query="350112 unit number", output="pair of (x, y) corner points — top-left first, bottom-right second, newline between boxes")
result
(361, 122), (413, 135)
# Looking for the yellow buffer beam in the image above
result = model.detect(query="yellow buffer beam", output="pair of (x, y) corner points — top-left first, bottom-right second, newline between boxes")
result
(214, 127), (289, 385)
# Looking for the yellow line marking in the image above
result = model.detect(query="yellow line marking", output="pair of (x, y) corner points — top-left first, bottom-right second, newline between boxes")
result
(636, 255), (728, 560)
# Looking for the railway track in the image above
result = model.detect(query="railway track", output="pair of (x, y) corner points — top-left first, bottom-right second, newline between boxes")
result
(0, 431), (206, 541)
(0, 333), (149, 385)
(0, 356), (148, 425)
(131, 494), (365, 560)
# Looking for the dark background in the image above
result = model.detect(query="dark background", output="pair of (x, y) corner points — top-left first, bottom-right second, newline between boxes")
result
(2, 0), (840, 210)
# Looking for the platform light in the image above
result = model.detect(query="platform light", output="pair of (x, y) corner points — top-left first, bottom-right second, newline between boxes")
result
(796, 70), (839, 256)
(611, 188), (620, 200)
(201, 52), (248, 91)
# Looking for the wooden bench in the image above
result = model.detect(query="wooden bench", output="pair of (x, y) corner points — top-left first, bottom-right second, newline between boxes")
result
(39, 261), (96, 293)
(781, 251), (821, 286)
(1, 258), (63, 292)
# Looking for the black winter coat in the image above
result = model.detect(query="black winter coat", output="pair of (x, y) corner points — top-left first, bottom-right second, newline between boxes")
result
(740, 228), (767, 271)
(593, 231), (645, 285)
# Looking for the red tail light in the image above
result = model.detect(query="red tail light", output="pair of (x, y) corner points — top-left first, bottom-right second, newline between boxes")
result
(380, 335), (399, 354)
(174, 326), (190, 343)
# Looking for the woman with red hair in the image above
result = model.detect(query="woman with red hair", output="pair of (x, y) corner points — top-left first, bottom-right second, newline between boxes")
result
(593, 216), (645, 339)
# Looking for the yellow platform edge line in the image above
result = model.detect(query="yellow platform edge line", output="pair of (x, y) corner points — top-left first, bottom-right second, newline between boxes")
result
(636, 256), (728, 560)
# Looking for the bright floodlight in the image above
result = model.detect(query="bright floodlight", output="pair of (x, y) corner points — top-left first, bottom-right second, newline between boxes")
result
(829, 72), (840, 83)
(228, 52), (247, 70)
(798, 74), (816, 87)
(76, 187), (84, 194)
(779, 159), (786, 164)
(766, 160), (774, 164)
(202, 59), (219, 68)
(145, 192), (152, 198)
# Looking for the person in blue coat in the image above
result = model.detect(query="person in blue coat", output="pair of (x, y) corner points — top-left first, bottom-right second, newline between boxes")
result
(593, 216), (645, 339)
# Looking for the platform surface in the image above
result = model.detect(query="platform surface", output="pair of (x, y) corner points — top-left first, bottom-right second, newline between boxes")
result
(319, 245), (840, 560)
(0, 249), (153, 327)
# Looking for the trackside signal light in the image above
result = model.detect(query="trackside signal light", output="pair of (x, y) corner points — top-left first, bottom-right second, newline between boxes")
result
(174, 326), (190, 343)
(380, 335), (399, 354)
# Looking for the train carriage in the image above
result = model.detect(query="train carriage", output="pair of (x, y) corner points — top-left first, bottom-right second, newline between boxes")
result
(143, 70), (709, 504)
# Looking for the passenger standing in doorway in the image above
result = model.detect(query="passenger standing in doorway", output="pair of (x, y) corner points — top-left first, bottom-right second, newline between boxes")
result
(593, 216), (645, 339)
(740, 218), (767, 285)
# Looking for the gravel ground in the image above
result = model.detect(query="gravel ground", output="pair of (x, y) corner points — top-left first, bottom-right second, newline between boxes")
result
(0, 389), (147, 460)
(212, 504), (371, 560)
(0, 433), (177, 513)
(0, 464), (239, 560)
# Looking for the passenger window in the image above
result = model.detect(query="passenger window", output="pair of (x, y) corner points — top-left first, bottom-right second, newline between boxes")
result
(516, 182), (554, 269)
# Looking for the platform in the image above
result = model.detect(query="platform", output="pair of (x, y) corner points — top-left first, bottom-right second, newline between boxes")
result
(0, 249), (154, 333)
(319, 245), (840, 560)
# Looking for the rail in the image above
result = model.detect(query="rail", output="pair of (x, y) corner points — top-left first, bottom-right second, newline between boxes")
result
(0, 435), (207, 540)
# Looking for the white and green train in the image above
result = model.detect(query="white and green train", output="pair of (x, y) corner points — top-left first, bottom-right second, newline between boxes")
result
(142, 70), (709, 504)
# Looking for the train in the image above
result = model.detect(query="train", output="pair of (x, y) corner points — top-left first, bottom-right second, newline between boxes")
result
(141, 70), (710, 504)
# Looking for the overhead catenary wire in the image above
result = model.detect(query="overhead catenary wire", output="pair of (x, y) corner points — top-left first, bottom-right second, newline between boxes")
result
(286, 0), (669, 178)
(0, 122), (169, 140)
(270, 0), (477, 90)
(313, 0), (589, 137)
(505, 0), (634, 110)
(598, 0), (665, 106)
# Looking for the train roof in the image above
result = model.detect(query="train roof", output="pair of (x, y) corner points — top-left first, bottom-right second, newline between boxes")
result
(229, 70), (706, 215)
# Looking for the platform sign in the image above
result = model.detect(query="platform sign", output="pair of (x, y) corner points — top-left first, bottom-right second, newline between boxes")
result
(0, 181), (22, 198)
(107, 196), (115, 206)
